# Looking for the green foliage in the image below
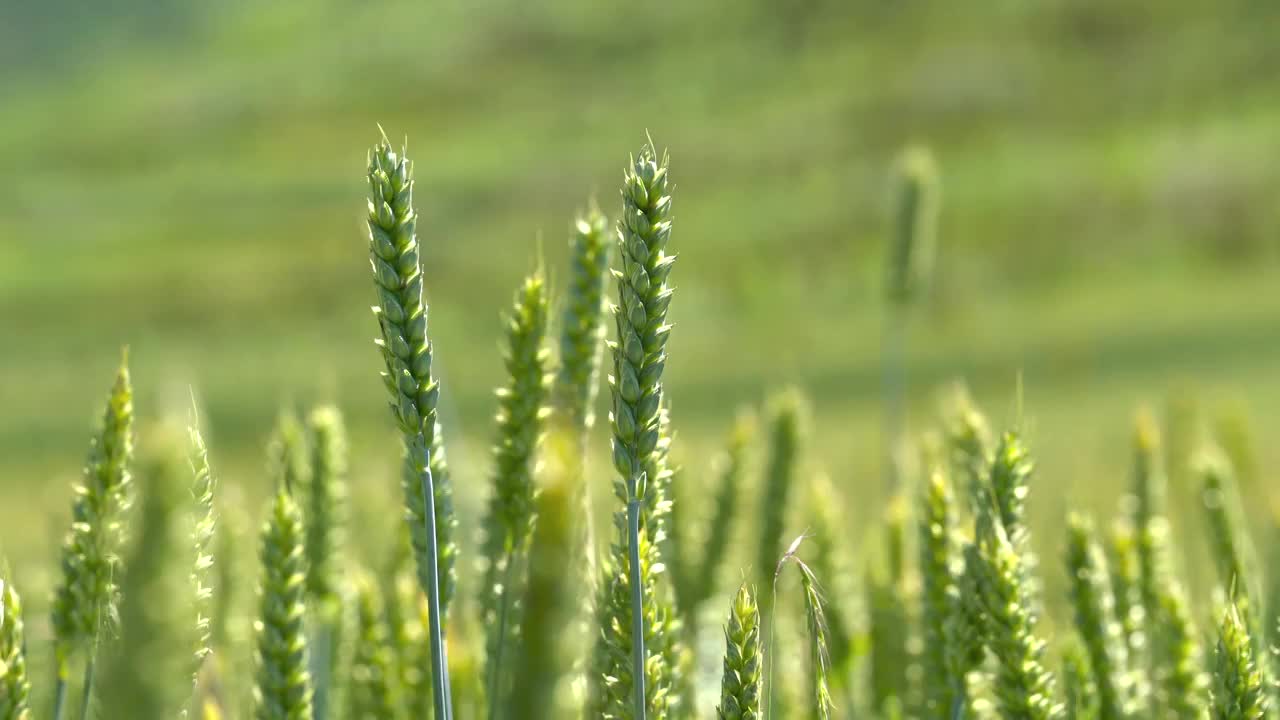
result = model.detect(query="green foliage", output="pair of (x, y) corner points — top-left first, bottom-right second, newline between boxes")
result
(0, 578), (31, 720)
(717, 584), (762, 720)
(252, 487), (312, 720)
(51, 357), (135, 674)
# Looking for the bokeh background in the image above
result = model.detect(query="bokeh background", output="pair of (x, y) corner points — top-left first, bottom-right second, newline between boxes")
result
(3, 0), (1280, 638)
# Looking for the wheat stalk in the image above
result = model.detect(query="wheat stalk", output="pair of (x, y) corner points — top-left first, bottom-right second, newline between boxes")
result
(304, 406), (349, 720)
(0, 578), (31, 720)
(365, 131), (454, 718)
(756, 390), (806, 608)
(50, 355), (134, 720)
(479, 271), (551, 717)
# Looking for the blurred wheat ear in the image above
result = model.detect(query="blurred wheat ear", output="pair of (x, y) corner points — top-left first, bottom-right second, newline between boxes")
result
(252, 484), (312, 720)
(1, 577), (33, 720)
(50, 354), (134, 720)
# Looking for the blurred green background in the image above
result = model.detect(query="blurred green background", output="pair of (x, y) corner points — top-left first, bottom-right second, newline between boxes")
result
(3, 0), (1280, 615)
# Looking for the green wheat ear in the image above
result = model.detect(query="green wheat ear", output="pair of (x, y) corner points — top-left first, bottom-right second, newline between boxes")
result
(556, 205), (612, 435)
(188, 414), (218, 690)
(718, 583), (763, 720)
(918, 462), (959, 718)
(252, 485), (312, 720)
(1197, 449), (1262, 622)
(1, 577), (32, 720)
(50, 355), (134, 707)
(1065, 513), (1136, 720)
(366, 133), (458, 614)
(686, 411), (754, 616)
(304, 406), (347, 605)
(346, 574), (400, 720)
(1211, 603), (1268, 720)
(755, 389), (807, 606)
(886, 145), (939, 306)
(479, 270), (552, 713)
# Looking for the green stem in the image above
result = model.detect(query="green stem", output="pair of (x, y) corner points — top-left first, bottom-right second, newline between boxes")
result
(313, 622), (332, 720)
(949, 686), (966, 720)
(626, 495), (646, 720)
(487, 553), (516, 720)
(77, 654), (96, 720)
(52, 669), (68, 720)
(419, 445), (453, 720)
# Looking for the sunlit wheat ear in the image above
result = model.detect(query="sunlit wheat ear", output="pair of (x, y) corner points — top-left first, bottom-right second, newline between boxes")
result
(345, 574), (399, 720)
(970, 491), (1061, 720)
(366, 132), (454, 718)
(943, 386), (993, 496)
(508, 457), (575, 719)
(1149, 544), (1206, 719)
(50, 355), (134, 716)
(604, 140), (677, 720)
(886, 146), (939, 306)
(252, 486), (312, 720)
(1211, 603), (1268, 720)
(366, 132), (457, 606)
(1105, 522), (1147, 700)
(755, 389), (806, 606)
(187, 414), (218, 693)
(717, 583), (763, 720)
(1065, 513), (1135, 720)
(0, 577), (32, 720)
(479, 270), (552, 713)
(556, 205), (612, 435)
(686, 411), (754, 616)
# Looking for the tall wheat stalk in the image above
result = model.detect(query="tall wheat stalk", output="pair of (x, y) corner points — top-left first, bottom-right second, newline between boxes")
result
(365, 132), (454, 718)
(50, 356), (134, 720)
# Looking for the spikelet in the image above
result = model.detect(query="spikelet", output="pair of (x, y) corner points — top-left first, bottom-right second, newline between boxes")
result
(756, 390), (806, 605)
(0, 578), (31, 720)
(51, 357), (134, 676)
(346, 575), (400, 720)
(1211, 604), (1268, 720)
(366, 134), (458, 619)
(508, 456), (575, 719)
(717, 584), (763, 720)
(556, 206), (612, 434)
(886, 146), (939, 306)
(479, 271), (552, 710)
(1065, 514), (1135, 720)
(252, 486), (312, 720)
